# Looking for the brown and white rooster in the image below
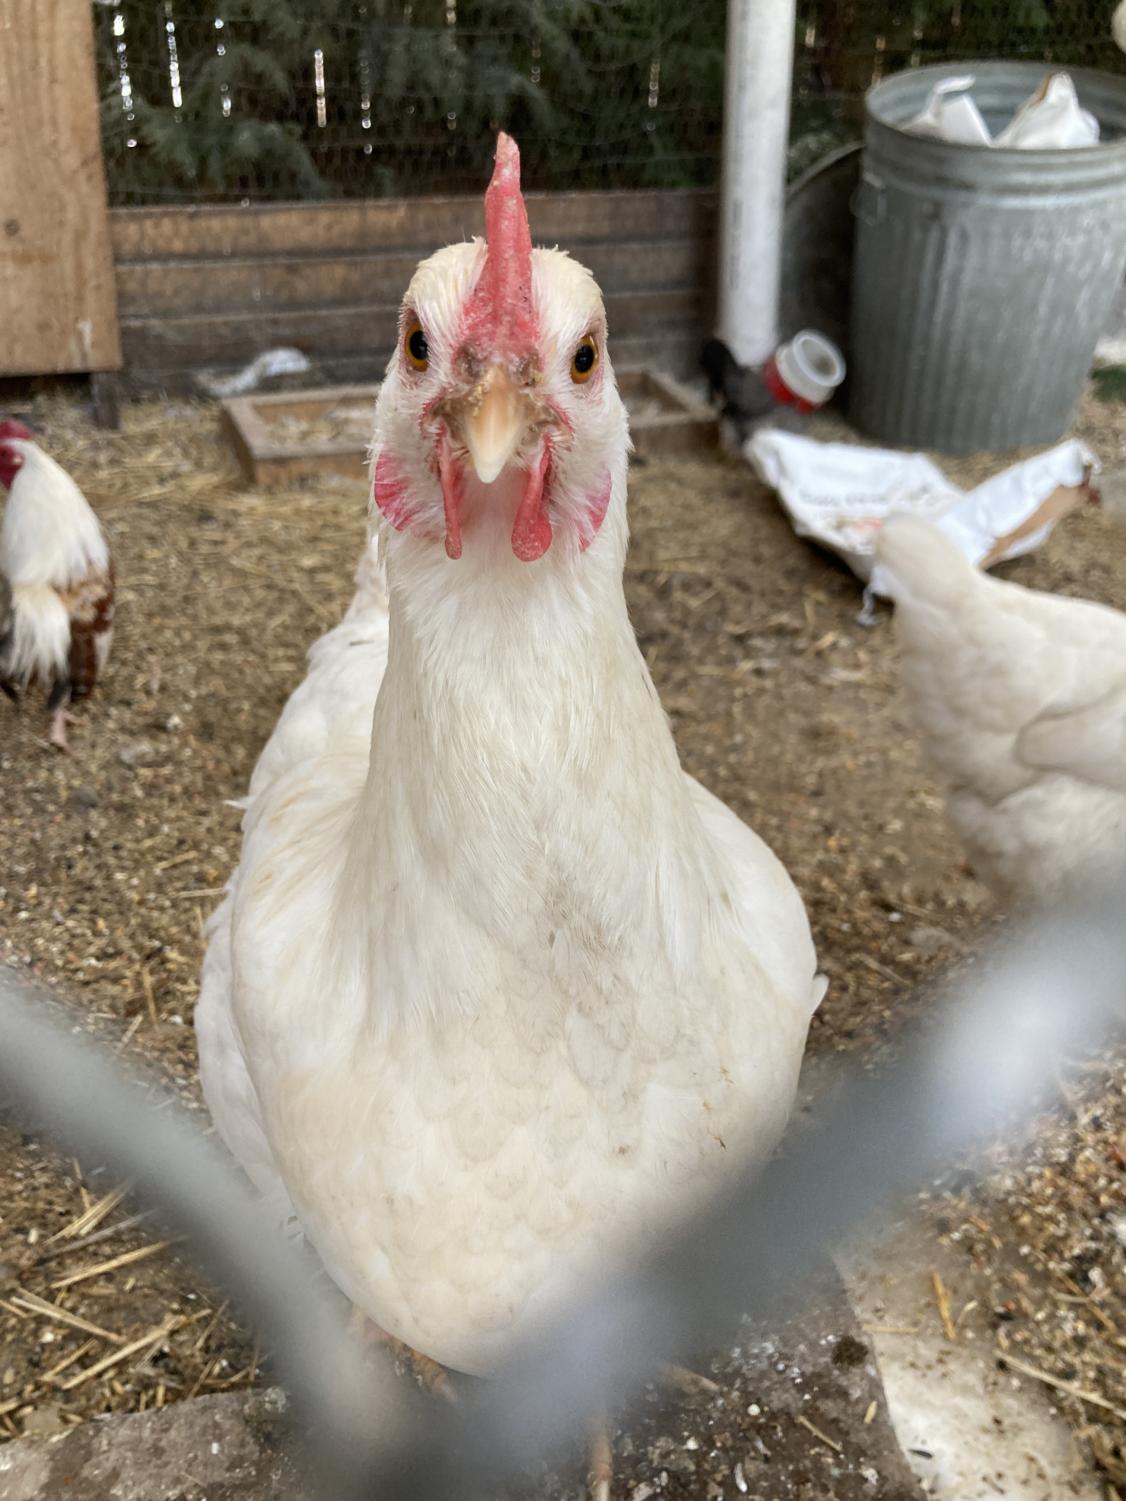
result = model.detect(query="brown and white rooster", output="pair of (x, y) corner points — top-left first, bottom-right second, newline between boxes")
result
(0, 421), (114, 750)
(197, 135), (823, 1495)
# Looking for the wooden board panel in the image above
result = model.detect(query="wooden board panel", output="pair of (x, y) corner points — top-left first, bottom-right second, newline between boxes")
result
(0, 0), (121, 373)
(120, 287), (705, 367)
(111, 190), (716, 263)
(220, 384), (377, 488)
(620, 370), (718, 457)
(115, 237), (714, 318)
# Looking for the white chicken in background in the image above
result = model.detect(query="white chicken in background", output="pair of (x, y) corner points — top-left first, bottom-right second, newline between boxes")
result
(875, 513), (1126, 903)
(0, 421), (114, 750)
(1114, 0), (1126, 53)
(197, 134), (823, 1488)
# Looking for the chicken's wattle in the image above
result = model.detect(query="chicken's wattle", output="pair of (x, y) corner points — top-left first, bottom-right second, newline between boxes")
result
(510, 443), (552, 563)
(437, 429), (465, 561)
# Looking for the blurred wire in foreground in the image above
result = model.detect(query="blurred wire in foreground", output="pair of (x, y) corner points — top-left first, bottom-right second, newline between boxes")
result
(0, 880), (1123, 1501)
(0, 980), (408, 1498)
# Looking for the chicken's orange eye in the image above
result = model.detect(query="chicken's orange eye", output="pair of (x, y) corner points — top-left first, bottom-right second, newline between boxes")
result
(571, 334), (598, 383)
(404, 318), (429, 372)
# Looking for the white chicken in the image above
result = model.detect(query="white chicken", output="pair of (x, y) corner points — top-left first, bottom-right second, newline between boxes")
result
(1114, 0), (1126, 53)
(197, 134), (823, 1482)
(0, 421), (114, 750)
(875, 513), (1126, 903)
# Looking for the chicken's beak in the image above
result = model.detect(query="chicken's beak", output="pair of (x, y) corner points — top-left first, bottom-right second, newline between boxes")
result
(438, 358), (555, 562)
(459, 366), (536, 485)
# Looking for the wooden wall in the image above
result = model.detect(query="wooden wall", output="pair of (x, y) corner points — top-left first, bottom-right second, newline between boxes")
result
(109, 190), (715, 389)
(0, 0), (121, 375)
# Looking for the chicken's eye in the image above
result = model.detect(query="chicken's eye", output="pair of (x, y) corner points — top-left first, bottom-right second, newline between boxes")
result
(571, 334), (598, 384)
(405, 318), (429, 372)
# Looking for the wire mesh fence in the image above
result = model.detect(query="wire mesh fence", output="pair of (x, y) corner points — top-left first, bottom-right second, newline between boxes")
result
(0, 877), (1123, 1497)
(95, 0), (1126, 208)
(790, 0), (1126, 171)
(94, 0), (728, 205)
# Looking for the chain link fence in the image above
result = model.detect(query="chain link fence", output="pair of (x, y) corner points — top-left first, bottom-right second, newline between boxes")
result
(95, 0), (1126, 208)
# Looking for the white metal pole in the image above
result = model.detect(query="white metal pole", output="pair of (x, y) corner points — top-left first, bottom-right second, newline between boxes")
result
(718, 0), (797, 367)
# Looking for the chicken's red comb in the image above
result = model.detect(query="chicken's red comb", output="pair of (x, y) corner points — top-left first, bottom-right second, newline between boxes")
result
(0, 420), (33, 443)
(460, 132), (536, 359)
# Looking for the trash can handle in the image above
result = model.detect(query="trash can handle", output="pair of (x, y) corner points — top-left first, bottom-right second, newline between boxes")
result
(851, 172), (886, 228)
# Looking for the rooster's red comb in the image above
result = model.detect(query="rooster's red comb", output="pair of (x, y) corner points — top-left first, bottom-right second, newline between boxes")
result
(461, 132), (536, 358)
(0, 420), (34, 443)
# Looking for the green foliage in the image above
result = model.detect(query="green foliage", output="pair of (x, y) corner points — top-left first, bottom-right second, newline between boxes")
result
(796, 0), (1125, 73)
(96, 0), (1124, 205)
(790, 0), (1125, 170)
(97, 0), (730, 201)
(97, 0), (329, 201)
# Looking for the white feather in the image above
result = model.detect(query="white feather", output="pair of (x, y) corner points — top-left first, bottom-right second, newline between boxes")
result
(0, 441), (109, 587)
(876, 513), (1126, 901)
(196, 539), (389, 1232)
(247, 537), (389, 799)
(3, 583), (71, 687)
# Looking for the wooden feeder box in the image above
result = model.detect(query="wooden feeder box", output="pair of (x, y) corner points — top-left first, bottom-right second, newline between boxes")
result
(221, 370), (716, 489)
(617, 369), (718, 459)
(220, 384), (376, 490)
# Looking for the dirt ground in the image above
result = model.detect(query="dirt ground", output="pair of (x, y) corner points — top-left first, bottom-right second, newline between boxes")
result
(0, 386), (1122, 1490)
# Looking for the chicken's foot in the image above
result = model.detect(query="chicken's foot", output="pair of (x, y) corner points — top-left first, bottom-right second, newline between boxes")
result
(49, 708), (76, 752)
(349, 1309), (458, 1403)
(588, 1413), (612, 1501)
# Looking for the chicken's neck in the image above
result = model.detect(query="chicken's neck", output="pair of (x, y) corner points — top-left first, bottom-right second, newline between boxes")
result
(342, 526), (712, 1015)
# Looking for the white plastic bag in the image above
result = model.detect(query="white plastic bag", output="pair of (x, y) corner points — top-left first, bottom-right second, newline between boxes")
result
(906, 75), (992, 145)
(745, 429), (1097, 597)
(745, 432), (957, 580)
(198, 348), (313, 398)
(995, 72), (1099, 149)
(904, 70), (1099, 149)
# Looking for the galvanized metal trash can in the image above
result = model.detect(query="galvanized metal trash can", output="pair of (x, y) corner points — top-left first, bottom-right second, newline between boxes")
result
(849, 62), (1126, 454)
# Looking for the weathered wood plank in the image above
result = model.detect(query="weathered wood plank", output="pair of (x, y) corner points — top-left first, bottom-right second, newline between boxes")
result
(110, 190), (716, 263)
(0, 0), (122, 373)
(115, 238), (714, 318)
(120, 287), (707, 366)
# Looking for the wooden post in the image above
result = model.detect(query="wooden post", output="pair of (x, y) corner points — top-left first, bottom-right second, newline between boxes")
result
(90, 373), (121, 431)
(0, 0), (123, 378)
